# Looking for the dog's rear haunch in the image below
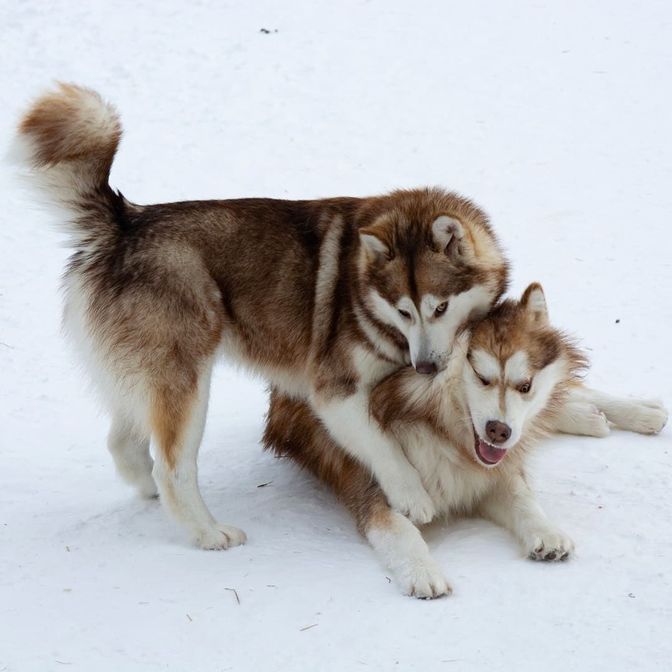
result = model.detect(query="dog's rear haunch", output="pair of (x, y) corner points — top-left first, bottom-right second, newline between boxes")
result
(15, 84), (509, 548)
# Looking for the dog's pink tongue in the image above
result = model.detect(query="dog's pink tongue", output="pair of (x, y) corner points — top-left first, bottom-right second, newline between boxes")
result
(478, 439), (507, 465)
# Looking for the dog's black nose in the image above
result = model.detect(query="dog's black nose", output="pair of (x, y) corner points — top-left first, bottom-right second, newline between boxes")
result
(485, 420), (511, 444)
(415, 361), (437, 375)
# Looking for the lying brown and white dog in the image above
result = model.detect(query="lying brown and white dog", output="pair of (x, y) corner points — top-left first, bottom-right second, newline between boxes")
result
(264, 284), (668, 598)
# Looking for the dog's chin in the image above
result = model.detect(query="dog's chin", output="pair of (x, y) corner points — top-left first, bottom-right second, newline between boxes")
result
(473, 429), (508, 467)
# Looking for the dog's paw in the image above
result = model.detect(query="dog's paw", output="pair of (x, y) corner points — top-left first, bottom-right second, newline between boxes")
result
(525, 528), (574, 562)
(386, 486), (436, 526)
(195, 524), (247, 550)
(621, 400), (668, 435)
(396, 560), (452, 600)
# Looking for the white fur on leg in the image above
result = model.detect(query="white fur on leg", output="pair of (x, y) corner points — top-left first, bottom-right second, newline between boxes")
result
(152, 364), (247, 550)
(366, 512), (451, 599)
(552, 400), (610, 438)
(481, 474), (574, 562)
(568, 386), (668, 435)
(107, 415), (158, 498)
(312, 391), (436, 524)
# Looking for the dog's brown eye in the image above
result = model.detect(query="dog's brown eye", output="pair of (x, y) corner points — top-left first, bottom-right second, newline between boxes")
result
(434, 301), (448, 317)
(398, 309), (411, 319)
(477, 374), (490, 386)
(517, 381), (532, 394)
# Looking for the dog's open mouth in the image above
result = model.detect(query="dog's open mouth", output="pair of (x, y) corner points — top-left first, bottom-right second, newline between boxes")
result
(473, 430), (507, 466)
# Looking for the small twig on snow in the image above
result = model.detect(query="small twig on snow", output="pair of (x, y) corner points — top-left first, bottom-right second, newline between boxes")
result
(225, 587), (241, 605)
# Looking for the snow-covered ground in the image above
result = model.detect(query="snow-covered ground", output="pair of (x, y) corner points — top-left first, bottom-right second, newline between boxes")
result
(1, 1), (671, 670)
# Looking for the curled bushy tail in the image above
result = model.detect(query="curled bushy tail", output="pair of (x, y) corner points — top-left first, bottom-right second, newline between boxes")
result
(13, 83), (124, 249)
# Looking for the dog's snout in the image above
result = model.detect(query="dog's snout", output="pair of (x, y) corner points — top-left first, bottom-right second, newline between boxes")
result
(485, 420), (511, 444)
(415, 361), (437, 375)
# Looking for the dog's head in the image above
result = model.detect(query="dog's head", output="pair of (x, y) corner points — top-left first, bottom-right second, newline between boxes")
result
(358, 188), (508, 373)
(459, 283), (587, 467)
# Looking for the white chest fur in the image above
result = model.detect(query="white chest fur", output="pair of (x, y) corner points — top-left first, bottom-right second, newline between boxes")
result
(398, 426), (494, 516)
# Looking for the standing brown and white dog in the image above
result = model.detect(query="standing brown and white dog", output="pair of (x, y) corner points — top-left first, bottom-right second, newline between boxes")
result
(15, 84), (508, 548)
(264, 284), (668, 597)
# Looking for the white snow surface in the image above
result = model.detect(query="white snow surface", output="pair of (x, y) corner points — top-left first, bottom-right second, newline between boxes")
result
(1, 1), (671, 670)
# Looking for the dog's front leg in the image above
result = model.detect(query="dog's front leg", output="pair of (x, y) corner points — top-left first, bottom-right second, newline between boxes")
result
(365, 508), (451, 599)
(480, 472), (574, 562)
(311, 389), (436, 524)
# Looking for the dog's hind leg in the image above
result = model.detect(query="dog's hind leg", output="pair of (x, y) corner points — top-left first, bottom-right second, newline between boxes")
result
(564, 386), (668, 435)
(107, 414), (157, 499)
(150, 360), (247, 550)
(552, 399), (610, 438)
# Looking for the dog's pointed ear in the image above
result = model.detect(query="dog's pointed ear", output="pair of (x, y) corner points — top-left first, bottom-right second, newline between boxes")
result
(521, 282), (548, 325)
(432, 215), (465, 257)
(359, 227), (390, 261)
